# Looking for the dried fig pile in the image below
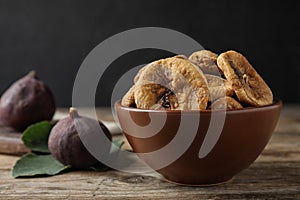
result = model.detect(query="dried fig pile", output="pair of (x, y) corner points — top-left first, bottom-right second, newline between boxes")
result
(122, 50), (273, 110)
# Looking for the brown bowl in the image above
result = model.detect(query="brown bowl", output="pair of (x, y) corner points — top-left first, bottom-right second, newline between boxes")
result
(115, 100), (282, 185)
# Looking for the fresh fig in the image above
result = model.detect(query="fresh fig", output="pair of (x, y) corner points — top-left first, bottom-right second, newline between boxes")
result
(0, 71), (56, 131)
(48, 108), (112, 169)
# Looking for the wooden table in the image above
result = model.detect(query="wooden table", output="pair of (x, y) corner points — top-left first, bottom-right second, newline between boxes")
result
(0, 106), (300, 199)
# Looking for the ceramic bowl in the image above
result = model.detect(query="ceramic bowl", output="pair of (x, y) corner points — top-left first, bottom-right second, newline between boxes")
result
(115, 100), (282, 185)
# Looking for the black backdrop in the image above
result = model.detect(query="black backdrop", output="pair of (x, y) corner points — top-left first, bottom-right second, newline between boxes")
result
(0, 0), (299, 106)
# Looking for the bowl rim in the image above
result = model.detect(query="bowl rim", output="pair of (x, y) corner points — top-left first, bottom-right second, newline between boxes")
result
(115, 99), (282, 114)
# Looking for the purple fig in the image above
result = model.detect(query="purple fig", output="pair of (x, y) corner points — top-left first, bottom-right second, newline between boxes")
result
(48, 108), (112, 169)
(0, 71), (56, 131)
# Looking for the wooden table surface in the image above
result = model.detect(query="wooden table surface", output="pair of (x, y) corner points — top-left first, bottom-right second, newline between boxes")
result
(0, 106), (300, 199)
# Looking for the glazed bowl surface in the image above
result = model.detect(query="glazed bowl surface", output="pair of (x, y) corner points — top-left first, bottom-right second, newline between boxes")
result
(115, 100), (282, 185)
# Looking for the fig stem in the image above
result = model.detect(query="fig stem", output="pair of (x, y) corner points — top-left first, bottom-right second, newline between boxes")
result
(69, 107), (79, 118)
(28, 70), (37, 78)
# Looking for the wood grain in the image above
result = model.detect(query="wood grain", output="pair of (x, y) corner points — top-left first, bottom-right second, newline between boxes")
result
(0, 106), (299, 199)
(0, 126), (29, 156)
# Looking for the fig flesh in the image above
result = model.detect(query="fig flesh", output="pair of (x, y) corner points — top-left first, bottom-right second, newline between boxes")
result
(48, 108), (112, 169)
(0, 71), (56, 131)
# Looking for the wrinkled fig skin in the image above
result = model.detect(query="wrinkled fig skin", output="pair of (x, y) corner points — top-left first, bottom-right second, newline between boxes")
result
(0, 71), (56, 131)
(48, 109), (112, 169)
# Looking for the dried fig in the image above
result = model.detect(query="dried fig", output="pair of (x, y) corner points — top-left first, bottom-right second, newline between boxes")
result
(134, 56), (209, 110)
(210, 96), (243, 110)
(48, 108), (112, 169)
(189, 50), (222, 76)
(134, 83), (178, 110)
(121, 85), (136, 108)
(205, 74), (234, 101)
(0, 71), (56, 131)
(217, 50), (273, 106)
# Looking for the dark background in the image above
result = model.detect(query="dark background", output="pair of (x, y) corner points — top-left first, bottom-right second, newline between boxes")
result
(0, 0), (299, 107)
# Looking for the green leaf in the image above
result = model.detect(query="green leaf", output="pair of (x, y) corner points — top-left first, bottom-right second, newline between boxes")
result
(12, 154), (71, 178)
(22, 121), (53, 153)
(111, 138), (125, 153)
